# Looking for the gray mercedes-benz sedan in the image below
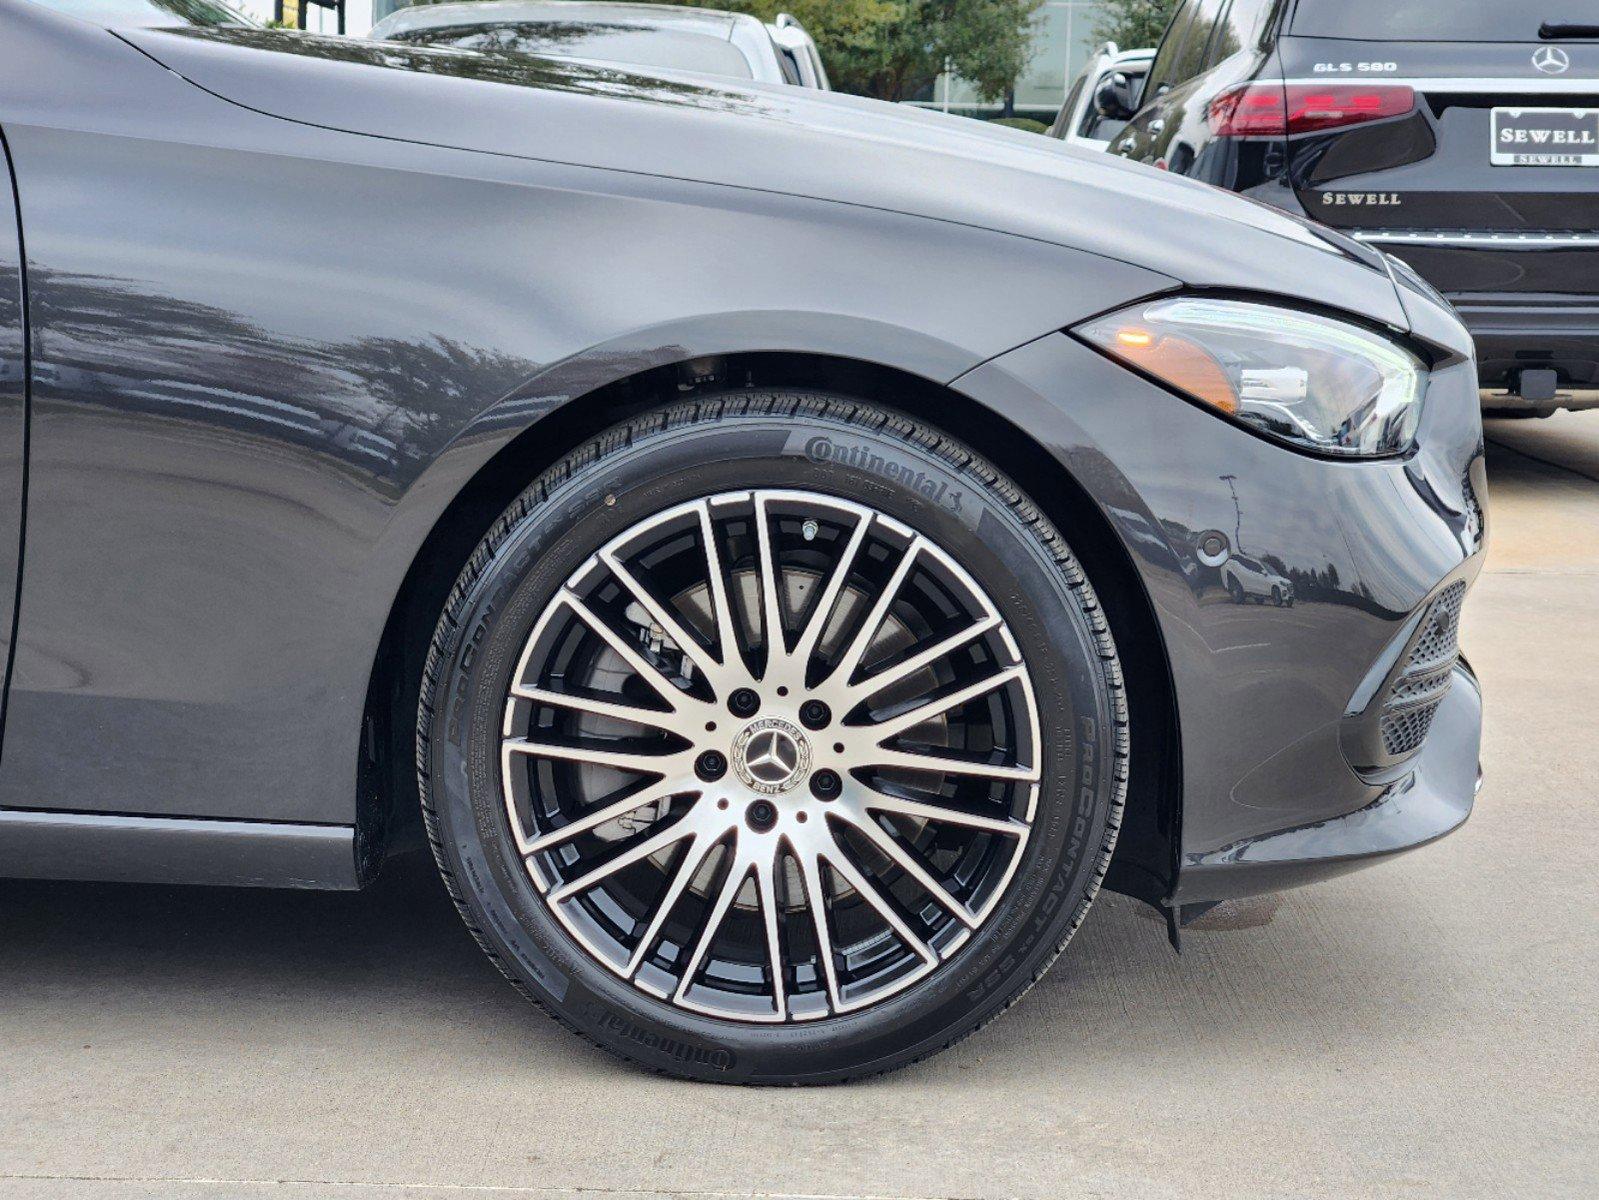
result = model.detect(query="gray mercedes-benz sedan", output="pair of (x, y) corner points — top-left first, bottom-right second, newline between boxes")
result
(0, 0), (1485, 1083)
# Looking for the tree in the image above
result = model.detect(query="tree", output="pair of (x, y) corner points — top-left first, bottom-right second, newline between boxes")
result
(1090, 0), (1178, 50)
(696, 1), (1042, 103)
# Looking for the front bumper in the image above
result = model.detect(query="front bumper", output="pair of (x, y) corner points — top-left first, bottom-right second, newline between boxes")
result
(1173, 660), (1481, 903)
(954, 325), (1486, 907)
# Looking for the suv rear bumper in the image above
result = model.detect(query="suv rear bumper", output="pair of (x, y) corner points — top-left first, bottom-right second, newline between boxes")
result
(1354, 231), (1599, 409)
(1458, 297), (1599, 412)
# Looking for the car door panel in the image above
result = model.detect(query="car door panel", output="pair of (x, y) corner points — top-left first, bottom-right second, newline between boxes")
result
(0, 131), (25, 736)
(1115, 0), (1288, 184)
(1154, 0), (1229, 167)
(1112, 1), (1188, 160)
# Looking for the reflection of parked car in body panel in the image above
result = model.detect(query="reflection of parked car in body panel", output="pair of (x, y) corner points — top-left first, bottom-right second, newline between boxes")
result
(1222, 553), (1294, 606)
(1050, 42), (1154, 150)
(1106, 0), (1599, 417)
(368, 1), (829, 90)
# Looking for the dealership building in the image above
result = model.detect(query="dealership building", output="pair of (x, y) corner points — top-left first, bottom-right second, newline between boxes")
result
(237, 0), (1112, 121)
(910, 1), (1115, 120)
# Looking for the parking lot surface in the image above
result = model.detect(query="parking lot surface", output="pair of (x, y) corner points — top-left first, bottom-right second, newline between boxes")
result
(2, 415), (1595, 1200)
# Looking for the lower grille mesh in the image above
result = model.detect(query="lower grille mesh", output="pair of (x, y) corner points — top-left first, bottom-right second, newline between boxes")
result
(1380, 705), (1442, 758)
(1379, 582), (1467, 758)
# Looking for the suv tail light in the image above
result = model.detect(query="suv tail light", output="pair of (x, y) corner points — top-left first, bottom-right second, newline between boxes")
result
(1208, 83), (1416, 137)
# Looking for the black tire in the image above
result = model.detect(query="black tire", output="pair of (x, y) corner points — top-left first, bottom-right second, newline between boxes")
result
(417, 393), (1128, 1084)
(1227, 577), (1245, 605)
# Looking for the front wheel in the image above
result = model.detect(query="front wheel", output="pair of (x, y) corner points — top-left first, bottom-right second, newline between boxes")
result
(417, 394), (1128, 1083)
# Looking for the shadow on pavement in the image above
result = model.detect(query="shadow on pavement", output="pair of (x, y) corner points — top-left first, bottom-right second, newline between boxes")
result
(0, 853), (520, 1027)
(1485, 411), (1599, 487)
(0, 845), (1426, 1084)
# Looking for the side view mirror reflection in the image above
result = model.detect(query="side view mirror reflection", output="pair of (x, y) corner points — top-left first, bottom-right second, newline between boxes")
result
(1093, 71), (1140, 121)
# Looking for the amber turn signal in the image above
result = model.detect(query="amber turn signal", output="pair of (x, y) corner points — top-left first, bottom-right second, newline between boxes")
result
(1100, 326), (1240, 415)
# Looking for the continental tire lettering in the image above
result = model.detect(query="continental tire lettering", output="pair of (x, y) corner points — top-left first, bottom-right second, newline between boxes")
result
(581, 1003), (735, 1071)
(802, 435), (966, 518)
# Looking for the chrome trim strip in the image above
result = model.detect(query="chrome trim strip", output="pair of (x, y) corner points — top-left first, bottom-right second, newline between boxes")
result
(1353, 230), (1599, 248)
(1282, 76), (1599, 94)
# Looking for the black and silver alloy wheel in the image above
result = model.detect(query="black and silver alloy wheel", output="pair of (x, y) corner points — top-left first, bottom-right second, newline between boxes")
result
(420, 394), (1127, 1083)
(502, 490), (1041, 1023)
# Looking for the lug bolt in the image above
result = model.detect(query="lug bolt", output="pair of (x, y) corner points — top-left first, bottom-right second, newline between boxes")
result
(695, 750), (727, 781)
(799, 699), (831, 729)
(810, 769), (841, 800)
(746, 800), (778, 832)
(728, 688), (760, 718)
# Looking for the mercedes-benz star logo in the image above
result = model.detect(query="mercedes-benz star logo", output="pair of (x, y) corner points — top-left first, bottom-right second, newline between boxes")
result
(746, 731), (799, 783)
(1533, 46), (1570, 75)
(732, 718), (812, 795)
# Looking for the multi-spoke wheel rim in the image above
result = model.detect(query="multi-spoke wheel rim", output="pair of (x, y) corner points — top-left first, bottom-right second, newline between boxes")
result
(501, 490), (1042, 1023)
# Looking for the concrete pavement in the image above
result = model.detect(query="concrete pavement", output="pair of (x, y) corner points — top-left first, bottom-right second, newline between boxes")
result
(2, 415), (1596, 1200)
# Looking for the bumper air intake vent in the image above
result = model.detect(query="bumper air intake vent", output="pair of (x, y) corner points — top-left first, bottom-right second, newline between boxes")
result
(1378, 582), (1467, 758)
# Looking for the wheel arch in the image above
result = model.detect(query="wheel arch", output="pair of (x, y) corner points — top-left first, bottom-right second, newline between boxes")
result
(356, 352), (1180, 909)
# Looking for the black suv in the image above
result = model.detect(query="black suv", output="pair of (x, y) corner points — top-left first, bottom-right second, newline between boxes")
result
(1105, 1), (1599, 416)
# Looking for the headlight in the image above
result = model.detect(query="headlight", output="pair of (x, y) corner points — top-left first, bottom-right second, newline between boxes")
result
(1075, 297), (1426, 458)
